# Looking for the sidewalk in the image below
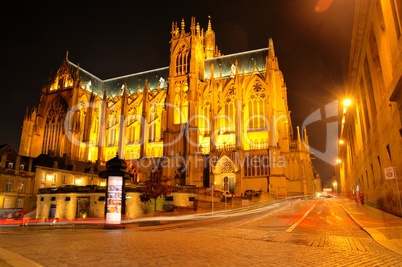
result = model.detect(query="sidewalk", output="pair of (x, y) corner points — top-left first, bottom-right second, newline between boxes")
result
(336, 196), (402, 255)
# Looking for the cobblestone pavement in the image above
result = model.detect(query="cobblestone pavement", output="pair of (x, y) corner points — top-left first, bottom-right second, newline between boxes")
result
(0, 197), (401, 267)
(0, 226), (400, 267)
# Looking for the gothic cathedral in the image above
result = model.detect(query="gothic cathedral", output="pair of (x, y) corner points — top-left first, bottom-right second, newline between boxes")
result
(19, 17), (318, 197)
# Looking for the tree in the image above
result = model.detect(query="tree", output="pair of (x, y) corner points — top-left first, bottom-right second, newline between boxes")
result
(140, 167), (172, 212)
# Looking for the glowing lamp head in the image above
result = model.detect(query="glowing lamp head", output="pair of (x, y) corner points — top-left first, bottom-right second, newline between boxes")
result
(343, 99), (352, 107)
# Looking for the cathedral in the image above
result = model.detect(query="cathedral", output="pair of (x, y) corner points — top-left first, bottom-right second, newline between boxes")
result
(19, 17), (318, 198)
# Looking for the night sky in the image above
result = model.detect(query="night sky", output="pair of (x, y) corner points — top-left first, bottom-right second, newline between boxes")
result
(3, 0), (355, 182)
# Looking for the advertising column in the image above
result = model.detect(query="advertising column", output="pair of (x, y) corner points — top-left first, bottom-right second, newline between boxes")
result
(106, 176), (123, 224)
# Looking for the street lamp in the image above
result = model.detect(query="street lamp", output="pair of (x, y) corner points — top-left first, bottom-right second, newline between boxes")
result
(343, 98), (352, 108)
(333, 181), (338, 194)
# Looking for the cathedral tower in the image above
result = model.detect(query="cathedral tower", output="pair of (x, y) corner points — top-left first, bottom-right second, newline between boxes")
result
(164, 17), (208, 186)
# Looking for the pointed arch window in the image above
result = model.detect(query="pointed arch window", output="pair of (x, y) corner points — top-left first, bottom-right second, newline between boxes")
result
(107, 112), (117, 146)
(149, 105), (157, 142)
(173, 82), (189, 124)
(247, 82), (267, 130)
(127, 119), (137, 144)
(175, 45), (189, 76)
(224, 87), (236, 133)
(201, 101), (210, 135)
(42, 96), (68, 155)
(221, 158), (235, 173)
(127, 107), (140, 144)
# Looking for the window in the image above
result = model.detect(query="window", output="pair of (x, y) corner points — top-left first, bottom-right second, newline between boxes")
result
(19, 164), (25, 171)
(107, 113), (117, 146)
(127, 110), (140, 144)
(247, 82), (267, 130)
(6, 179), (13, 192)
(65, 197), (71, 201)
(62, 175), (67, 184)
(18, 180), (24, 194)
(51, 174), (57, 186)
(377, 156), (383, 183)
(42, 95), (68, 156)
(173, 81), (189, 124)
(148, 105), (157, 142)
(8, 162), (13, 169)
(17, 199), (23, 208)
(223, 87), (236, 133)
(200, 102), (211, 135)
(175, 45), (189, 75)
(386, 144), (392, 162)
(41, 172), (46, 182)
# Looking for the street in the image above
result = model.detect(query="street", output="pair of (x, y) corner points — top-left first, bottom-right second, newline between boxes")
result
(0, 197), (401, 266)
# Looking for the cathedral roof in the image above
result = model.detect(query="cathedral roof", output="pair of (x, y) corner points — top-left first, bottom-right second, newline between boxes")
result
(103, 67), (169, 95)
(65, 47), (268, 97)
(67, 59), (168, 96)
(205, 48), (268, 79)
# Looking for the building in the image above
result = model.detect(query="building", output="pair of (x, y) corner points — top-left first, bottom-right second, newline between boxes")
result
(19, 17), (318, 199)
(339, 0), (402, 216)
(0, 144), (35, 211)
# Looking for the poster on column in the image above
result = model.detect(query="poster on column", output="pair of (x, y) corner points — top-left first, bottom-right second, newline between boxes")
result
(106, 176), (123, 224)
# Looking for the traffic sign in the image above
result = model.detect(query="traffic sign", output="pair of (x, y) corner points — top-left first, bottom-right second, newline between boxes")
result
(384, 167), (397, 180)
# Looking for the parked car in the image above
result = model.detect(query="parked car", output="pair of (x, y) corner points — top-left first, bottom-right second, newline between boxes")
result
(223, 191), (233, 198)
(244, 189), (261, 198)
(214, 190), (232, 198)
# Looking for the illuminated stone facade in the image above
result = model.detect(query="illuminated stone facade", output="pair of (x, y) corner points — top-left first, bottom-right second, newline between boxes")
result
(19, 17), (318, 197)
(340, 0), (402, 215)
(0, 144), (35, 211)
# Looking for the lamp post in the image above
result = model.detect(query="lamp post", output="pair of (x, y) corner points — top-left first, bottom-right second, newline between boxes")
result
(333, 181), (338, 195)
(338, 98), (351, 196)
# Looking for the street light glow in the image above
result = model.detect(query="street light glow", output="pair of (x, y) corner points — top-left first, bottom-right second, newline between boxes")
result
(343, 99), (352, 107)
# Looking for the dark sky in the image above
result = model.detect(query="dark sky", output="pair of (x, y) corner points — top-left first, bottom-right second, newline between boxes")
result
(2, 0), (355, 182)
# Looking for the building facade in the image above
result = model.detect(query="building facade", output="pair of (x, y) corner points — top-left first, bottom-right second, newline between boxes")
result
(340, 0), (402, 216)
(19, 17), (317, 198)
(0, 144), (36, 211)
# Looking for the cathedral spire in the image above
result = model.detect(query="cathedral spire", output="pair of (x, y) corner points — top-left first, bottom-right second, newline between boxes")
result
(303, 127), (310, 148)
(296, 126), (302, 150)
(207, 15), (212, 31)
(268, 38), (275, 58)
(267, 38), (279, 71)
(190, 16), (196, 35)
(181, 18), (185, 35)
(204, 16), (216, 59)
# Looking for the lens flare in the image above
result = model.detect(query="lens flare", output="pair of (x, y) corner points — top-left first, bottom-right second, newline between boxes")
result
(315, 0), (334, 13)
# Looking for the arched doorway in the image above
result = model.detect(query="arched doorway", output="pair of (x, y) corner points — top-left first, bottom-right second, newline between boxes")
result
(213, 156), (236, 194)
